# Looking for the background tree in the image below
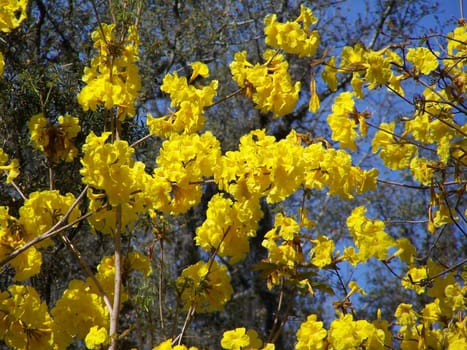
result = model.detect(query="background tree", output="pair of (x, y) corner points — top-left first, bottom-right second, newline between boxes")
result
(0, 0), (464, 349)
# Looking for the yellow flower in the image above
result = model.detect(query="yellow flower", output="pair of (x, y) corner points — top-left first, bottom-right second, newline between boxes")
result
(85, 326), (108, 349)
(176, 260), (233, 313)
(322, 56), (338, 92)
(327, 92), (359, 151)
(406, 47), (439, 75)
(345, 206), (395, 264)
(394, 303), (418, 331)
(295, 314), (327, 350)
(372, 122), (417, 170)
(230, 51), (300, 118)
(195, 194), (262, 263)
(264, 5), (319, 58)
(27, 113), (81, 163)
(401, 266), (428, 294)
(328, 313), (385, 350)
(77, 24), (141, 119)
(0, 0), (27, 32)
(0, 148), (19, 183)
(51, 279), (109, 348)
(152, 339), (199, 350)
(221, 328), (251, 350)
(19, 190), (81, 244)
(0, 285), (55, 349)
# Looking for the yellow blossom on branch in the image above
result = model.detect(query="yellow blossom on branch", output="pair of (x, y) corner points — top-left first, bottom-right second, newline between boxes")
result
(27, 113), (81, 163)
(0, 285), (55, 349)
(176, 260), (233, 313)
(77, 23), (141, 119)
(230, 50), (300, 118)
(264, 5), (320, 58)
(147, 62), (218, 137)
(0, 0), (27, 32)
(0, 148), (19, 183)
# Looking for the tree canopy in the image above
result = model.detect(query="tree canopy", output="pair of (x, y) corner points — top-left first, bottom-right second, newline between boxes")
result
(0, 0), (465, 349)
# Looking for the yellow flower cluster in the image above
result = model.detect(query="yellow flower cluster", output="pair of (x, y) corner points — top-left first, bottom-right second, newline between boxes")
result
(310, 234), (335, 268)
(80, 132), (144, 206)
(0, 148), (19, 183)
(195, 194), (262, 263)
(372, 121), (418, 170)
(214, 130), (306, 203)
(19, 190), (81, 244)
(2, 191), (81, 281)
(51, 252), (150, 348)
(296, 313), (390, 349)
(0, 206), (41, 281)
(213, 129), (378, 205)
(327, 91), (368, 151)
(0, 0), (27, 32)
(152, 339), (198, 350)
(264, 5), (320, 58)
(230, 50), (300, 118)
(395, 273), (467, 350)
(303, 143), (379, 199)
(77, 24), (141, 119)
(154, 131), (221, 214)
(406, 47), (439, 75)
(345, 206), (395, 265)
(329, 313), (387, 349)
(52, 278), (110, 348)
(176, 260), (233, 313)
(27, 113), (81, 163)
(147, 62), (218, 137)
(295, 314), (327, 349)
(80, 131), (155, 233)
(325, 43), (404, 98)
(262, 213), (303, 285)
(0, 285), (55, 349)
(0, 0), (28, 75)
(221, 327), (274, 350)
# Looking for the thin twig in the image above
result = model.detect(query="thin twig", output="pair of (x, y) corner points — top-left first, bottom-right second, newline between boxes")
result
(10, 181), (27, 201)
(0, 185), (90, 267)
(60, 233), (113, 314)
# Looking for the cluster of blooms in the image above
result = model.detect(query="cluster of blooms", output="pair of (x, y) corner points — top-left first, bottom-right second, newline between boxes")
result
(230, 50), (300, 118)
(323, 42), (405, 98)
(261, 213), (304, 286)
(195, 194), (262, 263)
(327, 91), (368, 151)
(344, 206), (396, 265)
(0, 206), (42, 281)
(214, 130), (307, 203)
(77, 23), (141, 119)
(0, 0), (28, 75)
(152, 339), (199, 350)
(0, 285), (55, 349)
(27, 113), (81, 163)
(80, 132), (156, 234)
(264, 4), (320, 58)
(302, 142), (379, 200)
(0, 147), (19, 183)
(147, 62), (218, 137)
(0, 191), (81, 280)
(51, 252), (150, 349)
(153, 131), (221, 214)
(221, 327), (274, 350)
(175, 260), (233, 313)
(395, 271), (466, 349)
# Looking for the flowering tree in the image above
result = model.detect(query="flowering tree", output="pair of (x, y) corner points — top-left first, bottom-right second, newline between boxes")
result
(0, 1), (465, 349)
